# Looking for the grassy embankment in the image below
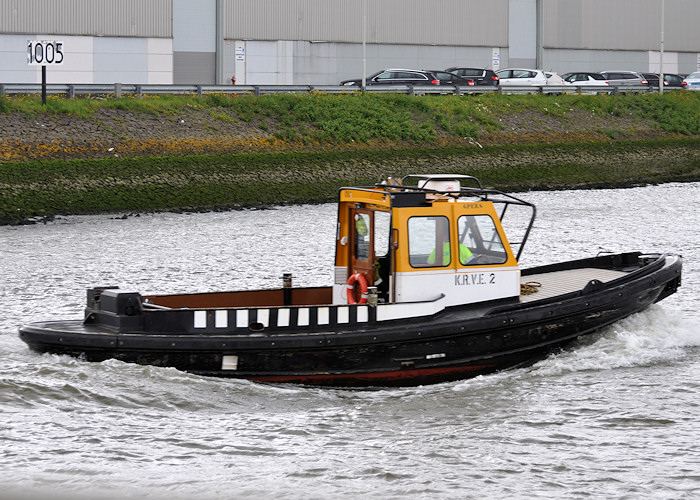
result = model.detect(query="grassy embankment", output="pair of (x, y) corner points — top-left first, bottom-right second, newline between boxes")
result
(1, 91), (699, 224)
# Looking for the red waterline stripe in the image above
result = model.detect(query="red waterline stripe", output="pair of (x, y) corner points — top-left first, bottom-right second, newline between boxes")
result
(249, 364), (496, 384)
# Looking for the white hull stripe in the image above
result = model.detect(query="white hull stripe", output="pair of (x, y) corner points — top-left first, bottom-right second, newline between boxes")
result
(189, 293), (449, 331)
(191, 304), (370, 331)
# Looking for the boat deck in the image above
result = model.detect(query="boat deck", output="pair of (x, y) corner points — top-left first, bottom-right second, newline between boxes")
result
(520, 267), (628, 303)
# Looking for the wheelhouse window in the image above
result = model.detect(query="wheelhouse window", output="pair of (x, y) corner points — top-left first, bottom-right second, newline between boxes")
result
(457, 215), (507, 265)
(354, 212), (371, 261)
(374, 211), (391, 258)
(408, 216), (450, 267)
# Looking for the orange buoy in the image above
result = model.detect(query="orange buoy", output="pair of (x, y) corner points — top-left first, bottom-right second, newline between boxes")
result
(346, 273), (368, 304)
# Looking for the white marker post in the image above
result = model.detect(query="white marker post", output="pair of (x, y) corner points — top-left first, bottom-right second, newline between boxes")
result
(27, 40), (64, 104)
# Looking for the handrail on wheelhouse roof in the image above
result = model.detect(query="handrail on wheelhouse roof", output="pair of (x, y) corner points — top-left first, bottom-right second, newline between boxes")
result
(400, 173), (484, 190)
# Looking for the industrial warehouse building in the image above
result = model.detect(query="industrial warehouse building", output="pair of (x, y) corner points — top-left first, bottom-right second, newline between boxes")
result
(1, 0), (698, 86)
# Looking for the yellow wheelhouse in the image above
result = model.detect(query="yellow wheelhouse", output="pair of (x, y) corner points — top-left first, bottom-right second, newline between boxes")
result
(333, 174), (534, 308)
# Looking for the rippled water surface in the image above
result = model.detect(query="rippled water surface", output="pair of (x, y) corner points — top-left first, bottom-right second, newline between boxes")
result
(1, 183), (699, 499)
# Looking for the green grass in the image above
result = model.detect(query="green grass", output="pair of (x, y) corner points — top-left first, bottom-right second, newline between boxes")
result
(3, 91), (698, 143)
(208, 110), (233, 123)
(0, 93), (205, 117)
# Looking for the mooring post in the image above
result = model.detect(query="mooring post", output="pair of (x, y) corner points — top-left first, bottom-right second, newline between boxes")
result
(367, 287), (378, 307)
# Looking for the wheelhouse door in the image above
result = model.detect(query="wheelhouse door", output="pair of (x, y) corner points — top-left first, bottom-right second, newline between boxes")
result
(347, 207), (393, 303)
(349, 208), (374, 285)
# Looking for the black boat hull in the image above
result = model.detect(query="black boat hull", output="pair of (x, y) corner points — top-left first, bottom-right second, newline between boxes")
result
(19, 253), (682, 387)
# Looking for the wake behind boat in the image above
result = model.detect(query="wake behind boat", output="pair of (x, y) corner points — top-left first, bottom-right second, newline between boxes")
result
(19, 174), (682, 387)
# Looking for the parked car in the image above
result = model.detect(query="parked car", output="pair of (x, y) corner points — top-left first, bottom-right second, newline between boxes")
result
(643, 73), (686, 89)
(561, 72), (609, 86)
(340, 69), (473, 88)
(682, 71), (700, 90)
(661, 73), (685, 88)
(427, 70), (475, 86)
(340, 69), (448, 87)
(560, 72), (609, 94)
(445, 67), (499, 86)
(642, 73), (660, 86)
(495, 68), (547, 86)
(598, 70), (648, 86)
(544, 71), (565, 85)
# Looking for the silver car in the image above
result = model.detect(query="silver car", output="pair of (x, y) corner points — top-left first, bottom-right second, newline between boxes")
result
(598, 70), (648, 87)
(682, 71), (700, 90)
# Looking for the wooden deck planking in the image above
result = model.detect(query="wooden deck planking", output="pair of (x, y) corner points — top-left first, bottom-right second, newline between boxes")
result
(520, 268), (628, 303)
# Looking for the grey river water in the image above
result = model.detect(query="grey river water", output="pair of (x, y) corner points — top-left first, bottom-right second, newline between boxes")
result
(1, 183), (699, 499)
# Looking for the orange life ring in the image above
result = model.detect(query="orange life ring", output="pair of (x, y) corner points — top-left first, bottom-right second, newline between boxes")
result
(346, 273), (368, 305)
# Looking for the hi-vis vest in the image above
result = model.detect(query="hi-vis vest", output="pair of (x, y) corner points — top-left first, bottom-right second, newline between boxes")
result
(428, 242), (473, 266)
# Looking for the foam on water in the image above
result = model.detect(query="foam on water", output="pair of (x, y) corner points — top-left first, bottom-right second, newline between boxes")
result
(528, 305), (700, 377)
(449, 305), (698, 395)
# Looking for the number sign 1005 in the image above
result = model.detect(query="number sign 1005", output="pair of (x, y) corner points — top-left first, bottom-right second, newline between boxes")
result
(27, 40), (64, 65)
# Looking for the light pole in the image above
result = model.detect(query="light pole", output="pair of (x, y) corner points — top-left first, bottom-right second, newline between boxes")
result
(216, 0), (224, 85)
(362, 0), (367, 89)
(659, 0), (664, 95)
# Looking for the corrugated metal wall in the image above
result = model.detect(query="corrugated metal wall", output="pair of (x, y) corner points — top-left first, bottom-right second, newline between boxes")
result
(543, 0), (700, 52)
(0, 0), (172, 38)
(224, 0), (508, 47)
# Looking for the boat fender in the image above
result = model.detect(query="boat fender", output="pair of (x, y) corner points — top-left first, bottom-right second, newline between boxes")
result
(347, 273), (369, 305)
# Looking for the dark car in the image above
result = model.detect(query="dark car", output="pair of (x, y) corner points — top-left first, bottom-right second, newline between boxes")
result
(642, 72), (685, 88)
(427, 70), (474, 86)
(445, 67), (500, 86)
(340, 69), (440, 87)
(662, 73), (685, 88)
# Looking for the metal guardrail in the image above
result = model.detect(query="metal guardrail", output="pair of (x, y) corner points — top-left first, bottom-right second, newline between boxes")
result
(0, 82), (660, 98)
